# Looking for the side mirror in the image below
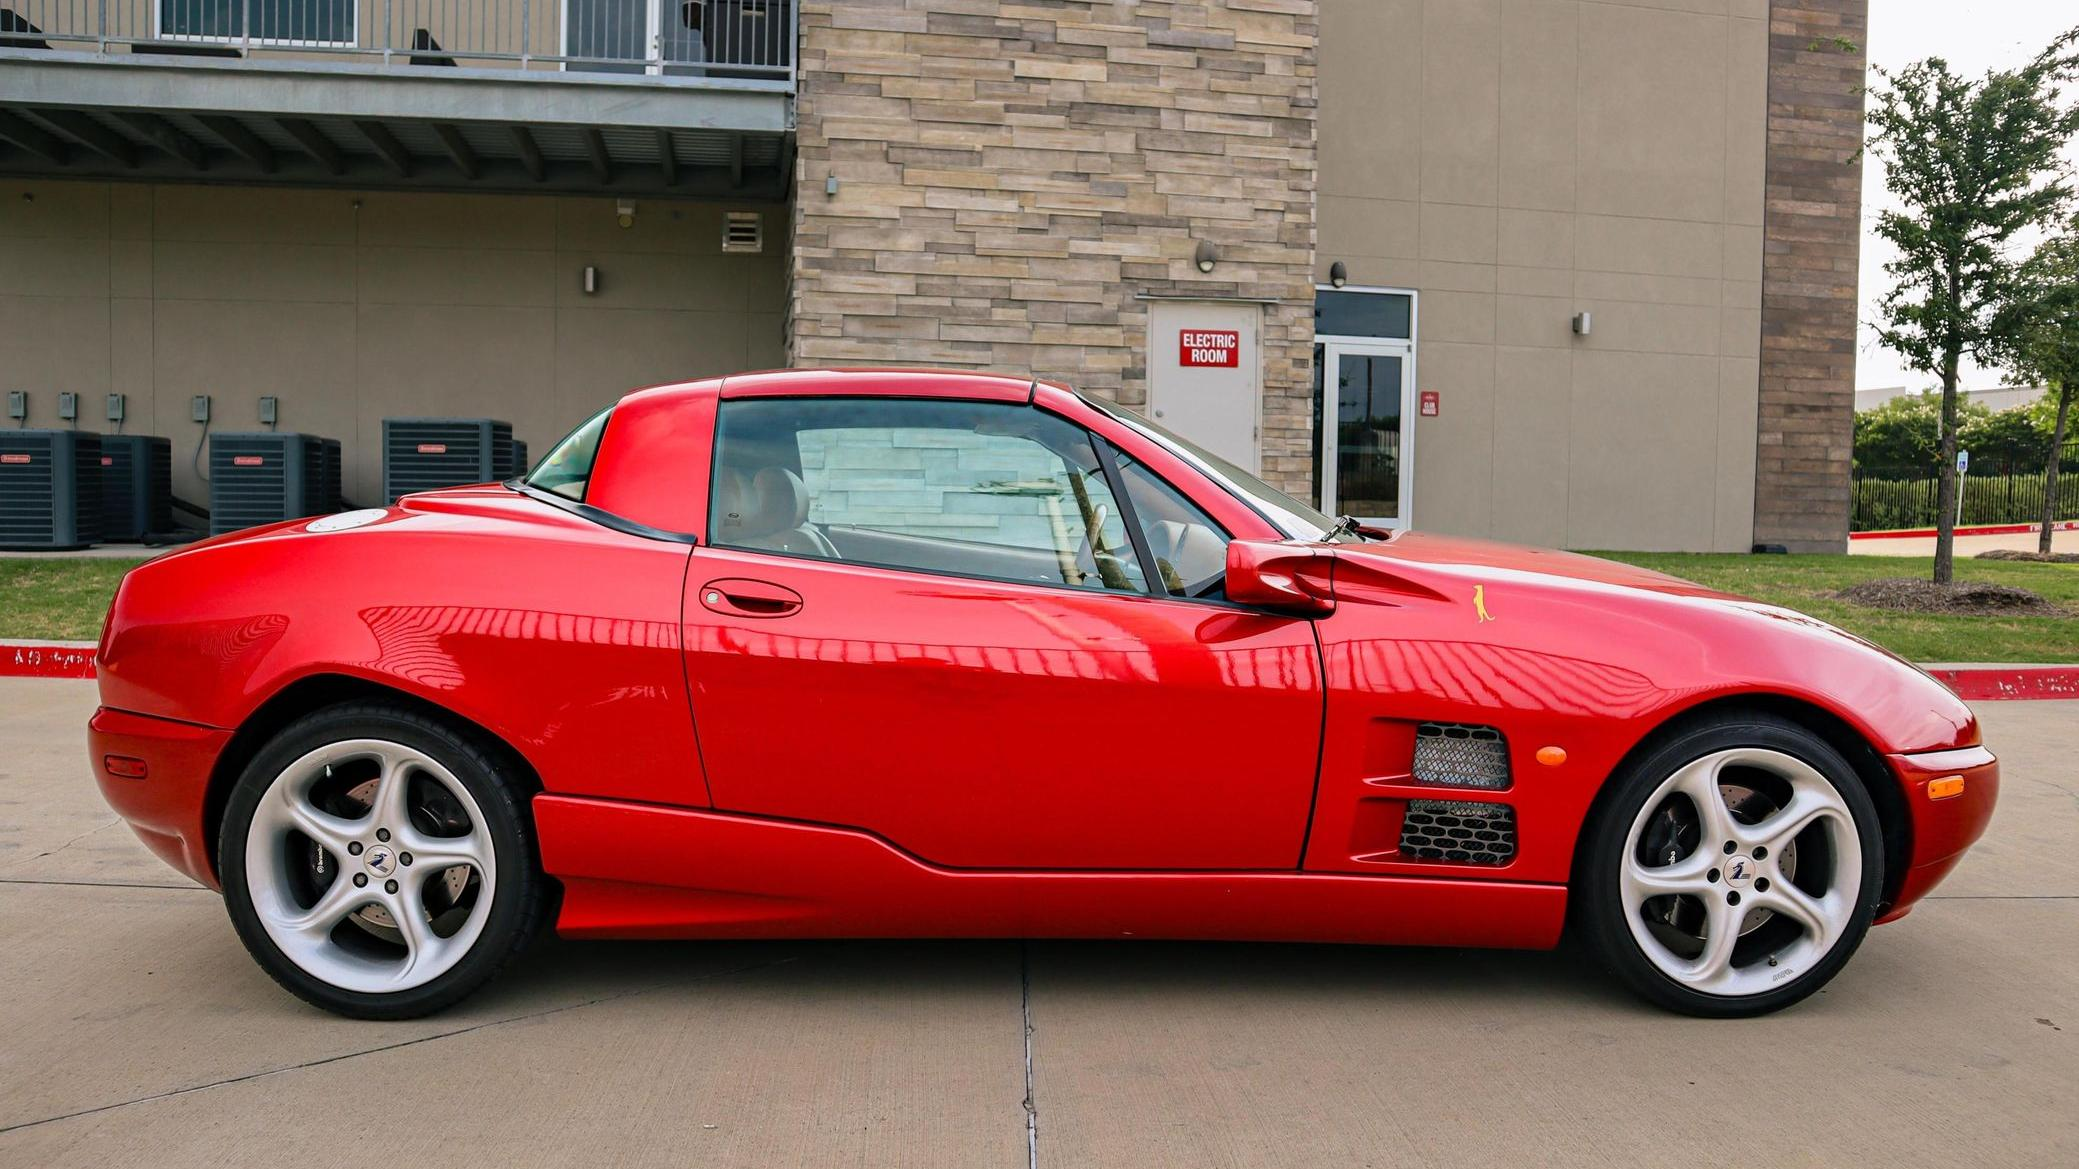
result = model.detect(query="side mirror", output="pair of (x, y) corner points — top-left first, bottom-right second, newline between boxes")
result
(1225, 539), (1334, 615)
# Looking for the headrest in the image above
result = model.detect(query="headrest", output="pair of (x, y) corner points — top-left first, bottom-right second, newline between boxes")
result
(715, 465), (810, 541)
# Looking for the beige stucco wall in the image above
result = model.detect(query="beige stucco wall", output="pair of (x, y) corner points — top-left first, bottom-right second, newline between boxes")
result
(0, 179), (786, 508)
(1317, 0), (1767, 552)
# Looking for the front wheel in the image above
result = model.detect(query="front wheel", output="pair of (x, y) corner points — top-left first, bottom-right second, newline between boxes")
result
(1575, 713), (1884, 1017)
(219, 702), (548, 1018)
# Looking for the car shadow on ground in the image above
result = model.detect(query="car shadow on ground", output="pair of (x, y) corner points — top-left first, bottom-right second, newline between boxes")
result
(453, 931), (1635, 1020)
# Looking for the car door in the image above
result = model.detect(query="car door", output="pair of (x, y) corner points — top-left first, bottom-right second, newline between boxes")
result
(681, 393), (1325, 871)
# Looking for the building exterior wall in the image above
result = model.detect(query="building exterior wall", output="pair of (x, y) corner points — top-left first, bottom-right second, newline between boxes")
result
(786, 0), (1321, 495)
(1316, 0), (1771, 552)
(0, 180), (787, 505)
(1753, 1), (1866, 553)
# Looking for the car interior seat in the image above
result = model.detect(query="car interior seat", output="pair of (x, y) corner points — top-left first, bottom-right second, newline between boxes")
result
(713, 466), (840, 557)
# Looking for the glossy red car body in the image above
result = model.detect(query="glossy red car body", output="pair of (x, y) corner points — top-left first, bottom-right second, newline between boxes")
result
(90, 369), (1997, 951)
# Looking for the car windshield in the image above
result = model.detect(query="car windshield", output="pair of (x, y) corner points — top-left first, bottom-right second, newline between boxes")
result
(1081, 396), (1352, 542)
(524, 407), (612, 502)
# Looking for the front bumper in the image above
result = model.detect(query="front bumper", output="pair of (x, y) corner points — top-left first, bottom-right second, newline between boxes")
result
(88, 706), (230, 890)
(1876, 744), (1999, 922)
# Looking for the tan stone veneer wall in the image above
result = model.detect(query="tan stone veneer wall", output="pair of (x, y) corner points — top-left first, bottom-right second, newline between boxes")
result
(786, 0), (1322, 495)
(1753, 1), (1866, 552)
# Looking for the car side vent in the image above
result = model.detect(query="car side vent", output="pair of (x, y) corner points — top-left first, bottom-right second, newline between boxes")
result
(1400, 800), (1516, 865)
(1412, 722), (1511, 790)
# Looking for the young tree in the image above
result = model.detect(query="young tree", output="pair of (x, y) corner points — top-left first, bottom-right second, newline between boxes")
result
(2006, 222), (2079, 553)
(1866, 28), (2079, 582)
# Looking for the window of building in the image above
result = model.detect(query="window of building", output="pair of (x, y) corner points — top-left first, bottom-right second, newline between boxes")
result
(1315, 289), (1413, 340)
(158, 0), (355, 44)
(711, 398), (1152, 595)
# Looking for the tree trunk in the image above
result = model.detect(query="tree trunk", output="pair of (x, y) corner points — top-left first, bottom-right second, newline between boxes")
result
(2045, 380), (2073, 555)
(1934, 347), (1961, 585)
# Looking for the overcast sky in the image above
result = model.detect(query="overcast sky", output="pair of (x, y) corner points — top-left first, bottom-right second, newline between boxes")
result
(1856, 3), (2079, 391)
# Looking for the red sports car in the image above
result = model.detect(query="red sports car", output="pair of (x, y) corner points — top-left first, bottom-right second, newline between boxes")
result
(89, 369), (1997, 1019)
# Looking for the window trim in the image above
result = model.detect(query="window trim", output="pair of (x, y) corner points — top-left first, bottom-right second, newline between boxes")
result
(703, 395), (1280, 613)
(508, 478), (701, 544)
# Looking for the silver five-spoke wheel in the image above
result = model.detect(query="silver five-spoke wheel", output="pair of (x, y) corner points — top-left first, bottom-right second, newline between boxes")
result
(245, 738), (496, 995)
(1619, 746), (1861, 996)
(1579, 713), (1883, 1016)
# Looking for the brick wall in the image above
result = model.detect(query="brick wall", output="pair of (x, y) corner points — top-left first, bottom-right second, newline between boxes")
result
(786, 0), (1321, 495)
(1754, 2), (1867, 552)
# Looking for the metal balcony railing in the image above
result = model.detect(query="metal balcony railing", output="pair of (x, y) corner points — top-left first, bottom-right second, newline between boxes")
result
(0, 0), (794, 85)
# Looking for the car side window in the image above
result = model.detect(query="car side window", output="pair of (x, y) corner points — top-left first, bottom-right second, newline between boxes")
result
(1116, 454), (1231, 596)
(710, 398), (1152, 595)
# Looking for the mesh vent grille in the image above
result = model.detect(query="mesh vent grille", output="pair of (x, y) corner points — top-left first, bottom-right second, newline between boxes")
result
(1413, 722), (1511, 790)
(1400, 800), (1516, 865)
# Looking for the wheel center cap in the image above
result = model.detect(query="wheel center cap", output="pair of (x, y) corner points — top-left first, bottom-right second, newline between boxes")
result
(1723, 854), (1757, 888)
(363, 844), (397, 877)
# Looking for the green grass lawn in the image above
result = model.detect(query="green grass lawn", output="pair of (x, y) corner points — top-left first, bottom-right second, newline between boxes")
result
(3, 551), (2073, 664)
(0, 558), (153, 642)
(1592, 552), (2079, 664)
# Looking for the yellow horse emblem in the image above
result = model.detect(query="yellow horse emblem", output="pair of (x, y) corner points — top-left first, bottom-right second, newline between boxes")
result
(1473, 585), (1495, 624)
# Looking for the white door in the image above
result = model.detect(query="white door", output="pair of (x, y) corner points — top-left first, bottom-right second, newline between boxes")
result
(1146, 301), (1262, 472)
(1319, 339), (1414, 528)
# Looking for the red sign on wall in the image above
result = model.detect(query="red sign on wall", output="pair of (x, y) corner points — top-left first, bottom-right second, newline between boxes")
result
(1179, 330), (1240, 368)
(1419, 390), (1440, 417)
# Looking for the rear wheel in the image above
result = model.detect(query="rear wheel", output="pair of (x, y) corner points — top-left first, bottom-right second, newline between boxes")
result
(1576, 713), (1883, 1016)
(219, 702), (547, 1018)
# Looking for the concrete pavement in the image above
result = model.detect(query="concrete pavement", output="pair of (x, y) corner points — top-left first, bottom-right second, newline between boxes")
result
(2, 679), (2074, 1168)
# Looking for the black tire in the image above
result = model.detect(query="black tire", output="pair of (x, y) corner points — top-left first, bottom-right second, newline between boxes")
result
(219, 701), (548, 1019)
(1574, 712), (1885, 1018)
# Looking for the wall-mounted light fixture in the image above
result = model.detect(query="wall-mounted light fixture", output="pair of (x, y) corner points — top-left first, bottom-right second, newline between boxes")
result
(1328, 260), (1348, 289)
(1194, 239), (1219, 274)
(1572, 311), (1593, 337)
(616, 199), (636, 229)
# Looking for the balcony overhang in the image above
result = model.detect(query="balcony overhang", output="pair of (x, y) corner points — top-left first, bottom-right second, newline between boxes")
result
(0, 51), (793, 200)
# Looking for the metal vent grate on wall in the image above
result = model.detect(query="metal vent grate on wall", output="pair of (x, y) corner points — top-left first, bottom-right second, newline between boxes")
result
(1412, 722), (1511, 790)
(1400, 800), (1516, 865)
(722, 211), (763, 253)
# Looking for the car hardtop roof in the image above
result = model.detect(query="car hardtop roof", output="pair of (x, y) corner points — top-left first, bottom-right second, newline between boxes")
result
(617, 367), (1081, 408)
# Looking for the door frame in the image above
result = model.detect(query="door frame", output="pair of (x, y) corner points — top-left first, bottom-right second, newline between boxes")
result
(1317, 335), (1416, 530)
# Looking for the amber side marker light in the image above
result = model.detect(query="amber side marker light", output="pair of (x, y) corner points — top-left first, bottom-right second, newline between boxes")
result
(1927, 775), (1967, 800)
(1535, 746), (1567, 767)
(103, 755), (148, 779)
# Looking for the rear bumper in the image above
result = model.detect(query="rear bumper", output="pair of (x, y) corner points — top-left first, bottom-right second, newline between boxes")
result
(1876, 745), (1999, 923)
(88, 706), (230, 890)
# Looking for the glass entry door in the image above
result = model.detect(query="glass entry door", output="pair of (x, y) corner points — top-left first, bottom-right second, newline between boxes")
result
(1319, 339), (1414, 528)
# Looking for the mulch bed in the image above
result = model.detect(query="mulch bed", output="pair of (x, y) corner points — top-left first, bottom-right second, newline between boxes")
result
(1834, 578), (2069, 617)
(1976, 548), (2079, 564)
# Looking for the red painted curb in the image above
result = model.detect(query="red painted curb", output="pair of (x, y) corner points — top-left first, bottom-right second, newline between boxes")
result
(1852, 520), (2079, 541)
(0, 641), (98, 679)
(1925, 666), (2079, 702)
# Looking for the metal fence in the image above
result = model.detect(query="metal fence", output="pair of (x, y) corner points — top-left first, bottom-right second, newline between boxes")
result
(0, 0), (793, 81)
(1852, 442), (2079, 532)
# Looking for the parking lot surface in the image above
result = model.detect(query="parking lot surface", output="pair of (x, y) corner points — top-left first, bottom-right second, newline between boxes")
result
(2, 678), (2073, 1168)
